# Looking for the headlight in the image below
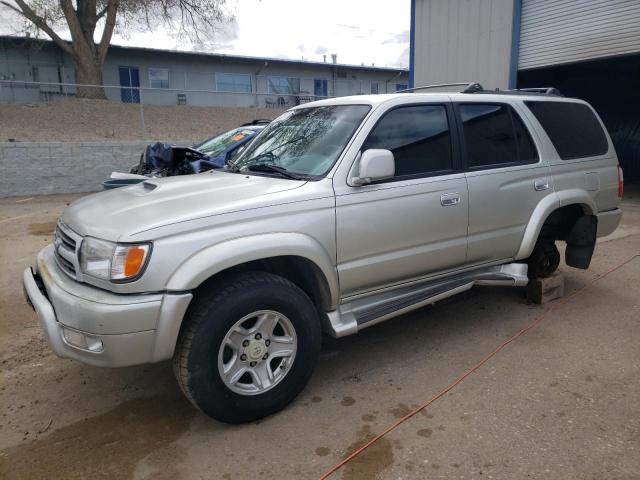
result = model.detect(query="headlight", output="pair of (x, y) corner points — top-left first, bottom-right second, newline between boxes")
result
(80, 237), (151, 282)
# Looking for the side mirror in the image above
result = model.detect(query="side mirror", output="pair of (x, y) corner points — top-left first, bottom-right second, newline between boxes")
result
(352, 149), (395, 186)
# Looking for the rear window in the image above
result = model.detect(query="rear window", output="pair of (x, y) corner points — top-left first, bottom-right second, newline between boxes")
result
(525, 101), (608, 160)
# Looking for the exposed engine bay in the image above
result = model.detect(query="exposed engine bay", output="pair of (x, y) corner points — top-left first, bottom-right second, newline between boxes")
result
(130, 142), (212, 178)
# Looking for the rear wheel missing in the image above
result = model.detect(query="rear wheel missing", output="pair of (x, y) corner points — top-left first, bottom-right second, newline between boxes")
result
(527, 243), (560, 279)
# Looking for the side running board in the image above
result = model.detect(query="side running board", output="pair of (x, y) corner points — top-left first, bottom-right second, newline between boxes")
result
(324, 263), (528, 338)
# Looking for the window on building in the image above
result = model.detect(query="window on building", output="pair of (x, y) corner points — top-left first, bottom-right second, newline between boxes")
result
(314, 79), (328, 98)
(148, 68), (169, 89)
(371, 82), (380, 94)
(395, 83), (408, 92)
(459, 104), (538, 168)
(216, 73), (252, 93)
(525, 101), (608, 160)
(363, 105), (453, 178)
(268, 76), (301, 94)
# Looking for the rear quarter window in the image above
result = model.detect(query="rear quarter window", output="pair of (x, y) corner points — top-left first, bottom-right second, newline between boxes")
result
(525, 101), (608, 160)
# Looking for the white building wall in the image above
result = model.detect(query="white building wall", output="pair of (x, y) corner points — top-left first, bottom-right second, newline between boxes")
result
(412, 0), (515, 90)
(519, 0), (640, 70)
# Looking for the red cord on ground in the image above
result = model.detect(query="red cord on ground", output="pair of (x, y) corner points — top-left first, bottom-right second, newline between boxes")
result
(319, 254), (639, 480)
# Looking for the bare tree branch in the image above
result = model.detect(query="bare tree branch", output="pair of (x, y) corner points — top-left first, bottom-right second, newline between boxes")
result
(58, 0), (88, 49)
(98, 0), (119, 60)
(96, 4), (109, 20)
(10, 0), (74, 56)
(0, 0), (234, 98)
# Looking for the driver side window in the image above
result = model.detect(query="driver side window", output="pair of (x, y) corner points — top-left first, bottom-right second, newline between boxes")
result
(363, 104), (454, 179)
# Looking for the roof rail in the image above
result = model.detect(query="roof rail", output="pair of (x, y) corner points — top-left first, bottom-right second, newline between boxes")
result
(397, 82), (479, 93)
(513, 87), (563, 96)
(462, 82), (484, 93)
(397, 83), (563, 97)
(463, 86), (564, 97)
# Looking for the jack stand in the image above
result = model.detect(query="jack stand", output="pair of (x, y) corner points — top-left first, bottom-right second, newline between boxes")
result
(526, 271), (565, 305)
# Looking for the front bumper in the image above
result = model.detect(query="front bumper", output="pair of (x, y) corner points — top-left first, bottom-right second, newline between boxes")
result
(23, 245), (192, 367)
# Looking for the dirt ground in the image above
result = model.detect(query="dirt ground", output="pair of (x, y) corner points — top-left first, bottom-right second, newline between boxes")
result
(1, 190), (639, 480)
(0, 100), (281, 142)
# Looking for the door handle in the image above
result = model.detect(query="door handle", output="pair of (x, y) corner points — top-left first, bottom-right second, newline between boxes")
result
(534, 179), (550, 191)
(440, 193), (461, 206)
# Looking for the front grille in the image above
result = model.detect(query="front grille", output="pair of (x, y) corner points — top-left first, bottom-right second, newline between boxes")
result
(55, 252), (75, 272)
(54, 222), (79, 279)
(56, 225), (75, 250)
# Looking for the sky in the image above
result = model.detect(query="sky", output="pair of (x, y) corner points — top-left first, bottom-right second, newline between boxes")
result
(0, 0), (410, 68)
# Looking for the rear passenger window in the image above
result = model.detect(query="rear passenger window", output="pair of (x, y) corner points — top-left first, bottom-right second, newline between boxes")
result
(363, 105), (453, 178)
(525, 101), (608, 160)
(459, 104), (538, 168)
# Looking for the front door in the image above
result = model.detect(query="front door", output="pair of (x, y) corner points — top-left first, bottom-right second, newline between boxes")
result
(119, 66), (140, 103)
(335, 103), (469, 297)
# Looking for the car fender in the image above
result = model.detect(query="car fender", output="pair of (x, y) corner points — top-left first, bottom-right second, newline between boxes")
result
(165, 232), (339, 307)
(515, 189), (597, 260)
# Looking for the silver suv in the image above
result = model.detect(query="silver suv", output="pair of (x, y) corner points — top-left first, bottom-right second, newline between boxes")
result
(23, 87), (623, 423)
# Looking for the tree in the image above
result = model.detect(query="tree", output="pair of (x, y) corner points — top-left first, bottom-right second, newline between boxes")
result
(1, 1), (232, 98)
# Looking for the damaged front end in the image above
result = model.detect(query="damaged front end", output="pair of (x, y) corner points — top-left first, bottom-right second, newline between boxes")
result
(130, 142), (218, 178)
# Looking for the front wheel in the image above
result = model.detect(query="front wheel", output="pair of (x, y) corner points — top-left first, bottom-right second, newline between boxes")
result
(173, 271), (321, 423)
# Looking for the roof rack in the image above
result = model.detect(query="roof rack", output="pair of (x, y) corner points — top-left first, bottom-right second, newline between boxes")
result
(397, 82), (563, 97)
(397, 82), (477, 93)
(512, 87), (563, 96)
(463, 85), (564, 97)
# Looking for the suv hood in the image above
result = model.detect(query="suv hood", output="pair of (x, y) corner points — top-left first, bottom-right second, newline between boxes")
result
(62, 171), (305, 241)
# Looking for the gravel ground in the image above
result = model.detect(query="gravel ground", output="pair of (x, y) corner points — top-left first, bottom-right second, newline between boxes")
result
(0, 190), (639, 479)
(0, 100), (282, 142)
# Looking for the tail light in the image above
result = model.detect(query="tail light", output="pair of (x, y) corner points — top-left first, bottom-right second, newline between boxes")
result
(617, 165), (624, 198)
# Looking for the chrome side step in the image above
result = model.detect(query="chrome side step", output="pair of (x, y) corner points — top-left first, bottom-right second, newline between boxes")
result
(324, 263), (528, 338)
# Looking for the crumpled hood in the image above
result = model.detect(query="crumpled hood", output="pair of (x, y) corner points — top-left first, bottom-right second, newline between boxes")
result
(62, 171), (305, 241)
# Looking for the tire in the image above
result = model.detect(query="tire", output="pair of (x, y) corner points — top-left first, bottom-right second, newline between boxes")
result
(527, 242), (560, 279)
(173, 271), (321, 423)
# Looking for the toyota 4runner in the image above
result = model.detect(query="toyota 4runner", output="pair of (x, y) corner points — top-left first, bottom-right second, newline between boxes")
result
(23, 85), (623, 423)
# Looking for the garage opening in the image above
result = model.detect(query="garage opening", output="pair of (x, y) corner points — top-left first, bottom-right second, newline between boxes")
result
(518, 53), (640, 183)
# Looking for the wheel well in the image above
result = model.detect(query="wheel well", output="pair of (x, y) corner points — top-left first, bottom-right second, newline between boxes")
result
(194, 256), (332, 312)
(539, 204), (589, 243)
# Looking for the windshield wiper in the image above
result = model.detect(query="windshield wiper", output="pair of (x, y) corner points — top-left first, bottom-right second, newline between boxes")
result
(246, 164), (306, 180)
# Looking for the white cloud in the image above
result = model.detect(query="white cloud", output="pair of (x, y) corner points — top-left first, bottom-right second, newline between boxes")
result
(216, 0), (410, 67)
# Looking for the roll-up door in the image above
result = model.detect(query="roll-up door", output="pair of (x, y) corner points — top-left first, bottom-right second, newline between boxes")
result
(519, 0), (640, 70)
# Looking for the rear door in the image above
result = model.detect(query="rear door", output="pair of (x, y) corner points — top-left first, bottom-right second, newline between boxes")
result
(523, 100), (620, 213)
(455, 101), (553, 264)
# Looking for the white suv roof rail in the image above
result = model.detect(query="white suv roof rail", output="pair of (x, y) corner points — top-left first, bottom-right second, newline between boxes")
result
(397, 82), (479, 93)
(398, 82), (563, 97)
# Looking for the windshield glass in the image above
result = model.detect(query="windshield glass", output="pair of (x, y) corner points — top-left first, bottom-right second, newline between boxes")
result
(231, 105), (371, 177)
(194, 128), (257, 157)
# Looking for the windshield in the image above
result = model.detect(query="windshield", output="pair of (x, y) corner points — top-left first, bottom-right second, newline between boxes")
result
(231, 105), (371, 178)
(193, 128), (257, 157)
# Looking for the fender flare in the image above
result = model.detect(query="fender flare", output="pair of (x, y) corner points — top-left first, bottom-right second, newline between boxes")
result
(515, 190), (596, 260)
(165, 232), (339, 308)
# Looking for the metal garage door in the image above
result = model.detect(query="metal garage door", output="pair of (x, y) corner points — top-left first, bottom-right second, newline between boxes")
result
(519, 0), (640, 70)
